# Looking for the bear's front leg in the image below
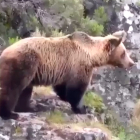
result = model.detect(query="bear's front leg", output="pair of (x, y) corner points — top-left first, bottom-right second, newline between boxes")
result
(52, 83), (67, 101)
(66, 81), (92, 114)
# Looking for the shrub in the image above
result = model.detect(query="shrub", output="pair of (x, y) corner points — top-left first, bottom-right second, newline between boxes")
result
(48, 0), (106, 36)
(31, 27), (46, 37)
(0, 22), (18, 46)
(27, 15), (44, 32)
(80, 17), (104, 36)
(48, 0), (84, 24)
(94, 6), (108, 24)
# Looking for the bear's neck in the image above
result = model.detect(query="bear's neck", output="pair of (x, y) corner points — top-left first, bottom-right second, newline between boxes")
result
(90, 44), (109, 67)
(91, 53), (109, 67)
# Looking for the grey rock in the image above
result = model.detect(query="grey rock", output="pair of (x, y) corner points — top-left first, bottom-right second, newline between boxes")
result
(86, 0), (140, 128)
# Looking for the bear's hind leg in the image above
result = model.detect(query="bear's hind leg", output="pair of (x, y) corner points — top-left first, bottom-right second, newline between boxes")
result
(66, 81), (91, 114)
(0, 88), (20, 120)
(53, 83), (67, 101)
(14, 85), (35, 112)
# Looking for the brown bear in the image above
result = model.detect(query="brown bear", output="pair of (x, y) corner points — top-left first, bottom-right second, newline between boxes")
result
(0, 30), (135, 120)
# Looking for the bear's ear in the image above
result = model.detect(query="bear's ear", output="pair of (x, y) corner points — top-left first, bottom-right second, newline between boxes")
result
(105, 38), (122, 54)
(109, 38), (122, 47)
(67, 33), (73, 40)
(112, 30), (127, 43)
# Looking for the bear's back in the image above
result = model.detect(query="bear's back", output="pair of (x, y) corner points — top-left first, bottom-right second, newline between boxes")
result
(1, 37), (72, 59)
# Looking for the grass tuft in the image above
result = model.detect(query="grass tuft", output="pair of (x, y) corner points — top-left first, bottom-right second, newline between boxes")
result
(46, 110), (65, 124)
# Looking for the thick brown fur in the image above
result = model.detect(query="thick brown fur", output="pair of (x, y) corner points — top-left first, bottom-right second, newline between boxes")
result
(0, 31), (134, 120)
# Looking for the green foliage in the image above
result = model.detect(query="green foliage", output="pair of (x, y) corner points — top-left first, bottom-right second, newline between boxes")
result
(8, 36), (20, 45)
(30, 16), (39, 25)
(48, 0), (106, 36)
(46, 110), (65, 124)
(0, 0), (108, 44)
(84, 91), (105, 113)
(48, 0), (84, 24)
(0, 8), (19, 45)
(31, 27), (46, 37)
(79, 6), (108, 36)
(105, 111), (140, 140)
(0, 22), (18, 42)
(94, 6), (108, 24)
(51, 29), (65, 37)
(80, 17), (104, 36)
(29, 16), (42, 29)
(31, 28), (65, 37)
(117, 128), (140, 140)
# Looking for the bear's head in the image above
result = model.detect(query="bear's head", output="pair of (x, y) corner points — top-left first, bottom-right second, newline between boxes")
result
(104, 30), (135, 69)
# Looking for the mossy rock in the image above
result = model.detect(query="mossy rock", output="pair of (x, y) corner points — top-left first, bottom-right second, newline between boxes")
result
(84, 91), (106, 113)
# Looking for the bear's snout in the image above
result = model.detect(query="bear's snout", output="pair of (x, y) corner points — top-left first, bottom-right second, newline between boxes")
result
(128, 61), (135, 67)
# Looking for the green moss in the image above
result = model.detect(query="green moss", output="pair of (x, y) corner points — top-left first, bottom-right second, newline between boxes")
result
(46, 110), (65, 124)
(84, 91), (106, 113)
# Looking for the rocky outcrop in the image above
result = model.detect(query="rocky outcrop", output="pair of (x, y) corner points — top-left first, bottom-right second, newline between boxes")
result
(89, 1), (140, 126)
(0, 120), (109, 140)
(0, 95), (114, 140)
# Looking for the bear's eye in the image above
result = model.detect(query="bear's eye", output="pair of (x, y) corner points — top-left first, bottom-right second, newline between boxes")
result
(121, 51), (125, 58)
